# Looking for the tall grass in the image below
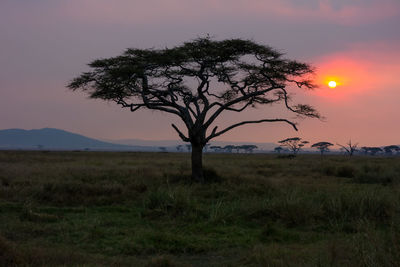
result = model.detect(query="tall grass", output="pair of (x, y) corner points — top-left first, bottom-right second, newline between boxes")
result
(0, 151), (399, 266)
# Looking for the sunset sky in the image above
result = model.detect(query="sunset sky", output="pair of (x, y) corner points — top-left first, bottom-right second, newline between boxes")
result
(1, 0), (399, 146)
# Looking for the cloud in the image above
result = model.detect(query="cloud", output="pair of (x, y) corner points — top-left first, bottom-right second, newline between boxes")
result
(7, 0), (396, 26)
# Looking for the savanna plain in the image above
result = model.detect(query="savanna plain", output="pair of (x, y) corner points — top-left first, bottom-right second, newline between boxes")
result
(1, 151), (400, 266)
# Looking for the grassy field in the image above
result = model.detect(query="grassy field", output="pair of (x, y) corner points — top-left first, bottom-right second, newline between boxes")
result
(1, 151), (400, 266)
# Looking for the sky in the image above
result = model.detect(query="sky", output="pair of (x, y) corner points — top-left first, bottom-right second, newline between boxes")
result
(1, 0), (399, 146)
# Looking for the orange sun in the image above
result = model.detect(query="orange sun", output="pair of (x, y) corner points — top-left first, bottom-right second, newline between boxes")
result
(328, 80), (337, 88)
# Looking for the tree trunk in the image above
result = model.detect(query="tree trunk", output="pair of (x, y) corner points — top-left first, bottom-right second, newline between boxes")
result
(191, 143), (204, 183)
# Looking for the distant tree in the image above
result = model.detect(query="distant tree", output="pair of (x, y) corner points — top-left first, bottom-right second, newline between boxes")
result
(360, 146), (369, 155)
(158, 146), (167, 152)
(37, 144), (44, 150)
(240, 145), (258, 153)
(186, 144), (192, 152)
(337, 140), (358, 157)
(301, 141), (310, 148)
(278, 137), (308, 155)
(383, 145), (400, 155)
(223, 145), (235, 153)
(274, 146), (283, 154)
(176, 145), (183, 152)
(369, 147), (383, 156)
(361, 146), (383, 156)
(234, 145), (241, 153)
(210, 146), (222, 152)
(311, 141), (333, 156)
(203, 143), (210, 152)
(68, 37), (319, 182)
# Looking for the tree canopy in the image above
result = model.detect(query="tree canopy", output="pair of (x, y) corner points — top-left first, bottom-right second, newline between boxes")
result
(68, 37), (319, 182)
(278, 137), (309, 155)
(311, 141), (333, 155)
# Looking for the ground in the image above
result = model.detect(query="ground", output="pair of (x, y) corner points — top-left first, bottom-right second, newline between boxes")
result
(1, 151), (400, 266)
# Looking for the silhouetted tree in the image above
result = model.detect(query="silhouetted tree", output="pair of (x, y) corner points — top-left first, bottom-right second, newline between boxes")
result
(361, 146), (383, 156)
(360, 146), (368, 155)
(186, 144), (192, 152)
(210, 146), (222, 152)
(68, 37), (319, 182)
(274, 146), (283, 154)
(234, 145), (241, 153)
(240, 145), (258, 153)
(311, 141), (333, 156)
(383, 145), (400, 155)
(203, 143), (210, 152)
(337, 140), (358, 157)
(223, 145), (235, 153)
(278, 137), (308, 155)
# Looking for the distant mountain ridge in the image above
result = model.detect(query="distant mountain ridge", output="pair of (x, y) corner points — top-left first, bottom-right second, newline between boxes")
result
(0, 128), (151, 151)
(0, 128), (279, 151)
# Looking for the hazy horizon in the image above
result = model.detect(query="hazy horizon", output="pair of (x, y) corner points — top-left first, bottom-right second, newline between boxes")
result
(1, 0), (399, 146)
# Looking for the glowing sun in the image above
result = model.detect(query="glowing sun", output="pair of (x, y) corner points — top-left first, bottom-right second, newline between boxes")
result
(328, 81), (337, 88)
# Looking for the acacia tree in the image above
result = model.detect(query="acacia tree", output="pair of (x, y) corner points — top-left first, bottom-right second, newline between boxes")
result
(311, 141), (333, 156)
(278, 137), (309, 155)
(240, 145), (258, 153)
(361, 146), (383, 156)
(68, 37), (319, 182)
(223, 145), (235, 153)
(383, 145), (400, 155)
(210, 146), (222, 152)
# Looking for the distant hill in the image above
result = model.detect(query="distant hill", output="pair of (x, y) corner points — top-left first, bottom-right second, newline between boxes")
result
(0, 128), (152, 151)
(0, 127), (279, 152)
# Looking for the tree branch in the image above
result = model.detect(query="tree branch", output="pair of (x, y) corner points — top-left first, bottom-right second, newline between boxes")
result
(171, 124), (190, 142)
(204, 85), (280, 129)
(206, 119), (297, 142)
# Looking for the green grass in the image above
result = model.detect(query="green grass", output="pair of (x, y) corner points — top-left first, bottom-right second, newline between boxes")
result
(1, 151), (400, 266)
